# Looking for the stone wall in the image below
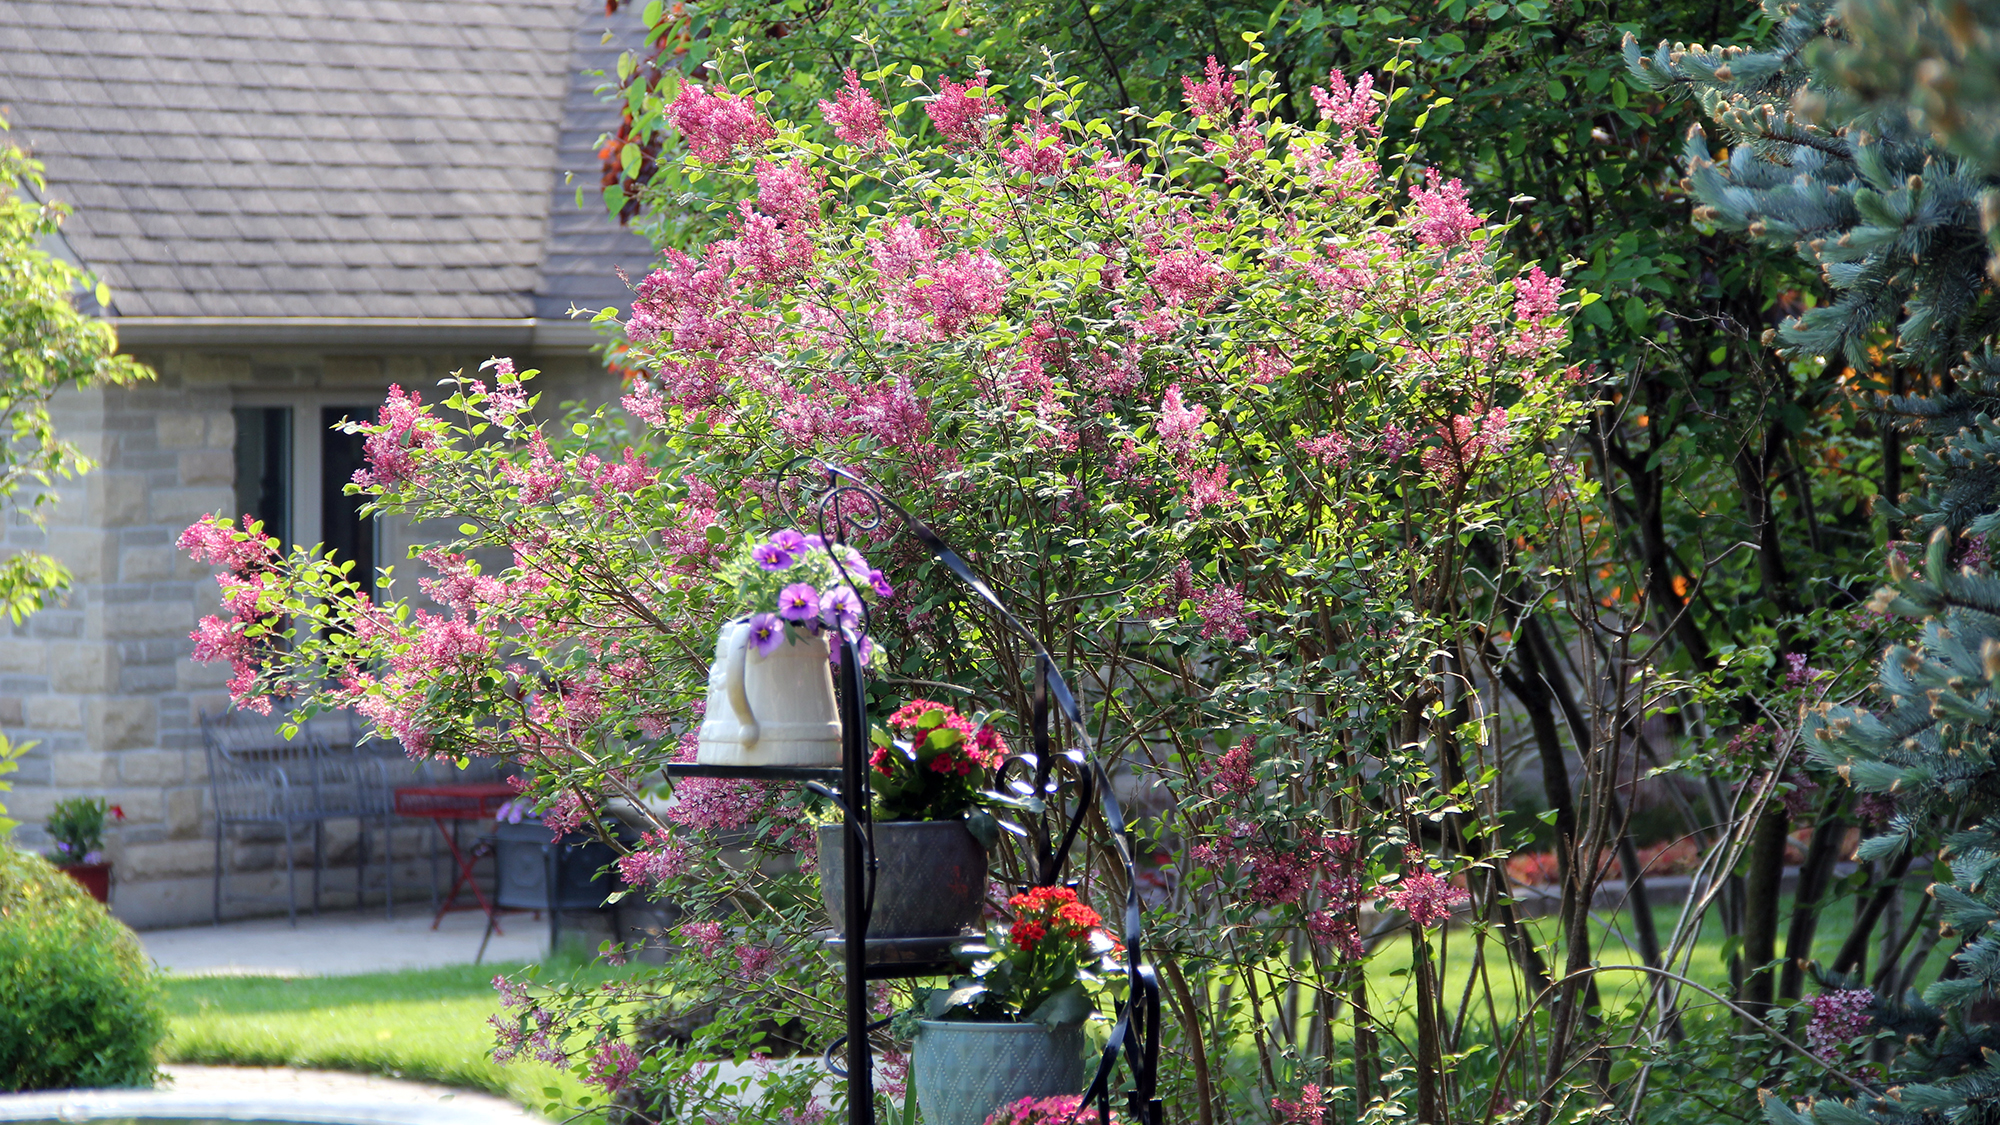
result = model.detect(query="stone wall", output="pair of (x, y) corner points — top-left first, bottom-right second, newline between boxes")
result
(1, 346), (617, 929)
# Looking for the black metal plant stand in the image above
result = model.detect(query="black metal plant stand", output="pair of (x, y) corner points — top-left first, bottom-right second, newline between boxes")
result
(664, 461), (1162, 1125)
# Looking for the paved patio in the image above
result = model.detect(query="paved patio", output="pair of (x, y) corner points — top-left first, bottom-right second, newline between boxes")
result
(140, 905), (551, 976)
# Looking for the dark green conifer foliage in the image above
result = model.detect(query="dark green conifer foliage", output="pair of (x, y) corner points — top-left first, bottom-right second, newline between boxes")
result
(1636, 3), (2000, 1120)
(1626, 0), (1998, 372)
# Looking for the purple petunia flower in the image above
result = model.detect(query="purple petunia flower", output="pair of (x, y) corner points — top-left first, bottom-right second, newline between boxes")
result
(769, 529), (807, 554)
(778, 583), (821, 623)
(751, 543), (795, 571)
(867, 568), (893, 598)
(819, 586), (863, 630)
(827, 632), (874, 669)
(747, 612), (784, 657)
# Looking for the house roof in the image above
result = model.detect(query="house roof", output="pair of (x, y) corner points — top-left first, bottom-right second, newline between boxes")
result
(0, 0), (658, 345)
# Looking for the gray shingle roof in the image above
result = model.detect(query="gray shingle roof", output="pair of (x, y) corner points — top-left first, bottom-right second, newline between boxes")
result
(0, 0), (657, 322)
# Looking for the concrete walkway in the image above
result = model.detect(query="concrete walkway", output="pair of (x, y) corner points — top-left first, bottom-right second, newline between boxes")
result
(0, 1066), (543, 1123)
(165, 1064), (544, 1120)
(141, 904), (549, 976)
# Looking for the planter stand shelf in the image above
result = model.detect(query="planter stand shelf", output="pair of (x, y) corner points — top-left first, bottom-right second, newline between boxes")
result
(659, 462), (1162, 1125)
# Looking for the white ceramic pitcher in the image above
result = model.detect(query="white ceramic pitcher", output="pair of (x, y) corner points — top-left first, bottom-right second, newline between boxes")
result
(694, 619), (843, 766)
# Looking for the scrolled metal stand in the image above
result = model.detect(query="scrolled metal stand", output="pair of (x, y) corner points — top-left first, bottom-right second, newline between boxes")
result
(664, 460), (1162, 1125)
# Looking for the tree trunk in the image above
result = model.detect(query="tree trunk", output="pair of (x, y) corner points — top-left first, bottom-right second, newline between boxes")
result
(1739, 806), (1790, 1021)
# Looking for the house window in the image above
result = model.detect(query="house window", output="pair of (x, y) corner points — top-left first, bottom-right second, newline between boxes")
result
(232, 407), (291, 545)
(230, 402), (380, 599)
(320, 406), (378, 600)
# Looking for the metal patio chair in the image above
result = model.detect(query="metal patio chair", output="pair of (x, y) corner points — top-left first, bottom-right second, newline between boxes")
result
(201, 707), (329, 926)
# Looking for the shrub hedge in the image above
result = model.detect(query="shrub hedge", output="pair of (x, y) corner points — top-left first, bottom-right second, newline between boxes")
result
(0, 846), (164, 1090)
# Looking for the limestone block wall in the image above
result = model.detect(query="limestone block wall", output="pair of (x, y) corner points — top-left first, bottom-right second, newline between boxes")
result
(2, 346), (617, 929)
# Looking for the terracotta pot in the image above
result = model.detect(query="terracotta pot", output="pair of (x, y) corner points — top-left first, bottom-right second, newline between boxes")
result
(818, 819), (986, 939)
(61, 861), (111, 904)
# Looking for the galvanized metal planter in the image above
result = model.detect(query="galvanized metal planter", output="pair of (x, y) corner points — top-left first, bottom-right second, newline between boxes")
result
(912, 1019), (1086, 1125)
(818, 819), (986, 939)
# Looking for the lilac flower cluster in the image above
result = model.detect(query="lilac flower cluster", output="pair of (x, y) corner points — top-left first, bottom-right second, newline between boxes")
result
(489, 974), (568, 1067)
(1806, 988), (1874, 1058)
(1383, 847), (1467, 930)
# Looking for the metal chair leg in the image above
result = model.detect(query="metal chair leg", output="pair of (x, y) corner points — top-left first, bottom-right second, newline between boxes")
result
(283, 822), (298, 928)
(213, 819), (224, 926)
(311, 820), (323, 916)
(384, 815), (397, 920)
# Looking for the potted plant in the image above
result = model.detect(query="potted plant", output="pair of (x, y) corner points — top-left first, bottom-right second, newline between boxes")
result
(45, 797), (122, 903)
(818, 700), (1008, 939)
(900, 885), (1119, 1125)
(696, 529), (887, 767)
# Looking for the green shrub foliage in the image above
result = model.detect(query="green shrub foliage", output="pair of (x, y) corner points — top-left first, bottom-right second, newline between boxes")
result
(0, 846), (164, 1090)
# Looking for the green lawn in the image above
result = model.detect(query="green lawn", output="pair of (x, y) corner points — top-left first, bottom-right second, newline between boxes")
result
(158, 888), (1946, 1120)
(162, 963), (592, 1113)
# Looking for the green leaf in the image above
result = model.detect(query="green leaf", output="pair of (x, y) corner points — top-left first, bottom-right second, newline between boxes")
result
(458, 523), (478, 536)
(704, 525), (728, 544)
(1028, 983), (1094, 1027)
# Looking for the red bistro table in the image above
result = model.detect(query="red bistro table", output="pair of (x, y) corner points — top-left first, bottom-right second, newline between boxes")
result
(393, 783), (517, 932)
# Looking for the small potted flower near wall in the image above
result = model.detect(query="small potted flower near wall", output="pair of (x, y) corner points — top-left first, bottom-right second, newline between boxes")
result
(818, 700), (1009, 941)
(899, 885), (1122, 1125)
(46, 797), (122, 903)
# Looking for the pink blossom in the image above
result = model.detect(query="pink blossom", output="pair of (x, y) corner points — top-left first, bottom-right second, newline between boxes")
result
(189, 615), (252, 673)
(586, 1040), (641, 1092)
(926, 79), (993, 145)
(179, 517), (278, 576)
(352, 385), (436, 489)
(617, 830), (690, 885)
(733, 944), (779, 981)
(416, 550), (503, 617)
(666, 82), (776, 164)
(878, 1048), (910, 1101)
(819, 69), (887, 148)
(1150, 249), (1229, 310)
(1207, 736), (1256, 794)
(1377, 422), (1414, 458)
(905, 249), (1007, 336)
(1182, 463), (1237, 515)
(1305, 910), (1364, 958)
(622, 383), (669, 427)
(1310, 69), (1379, 136)
(1509, 265), (1566, 355)
(1156, 384), (1209, 460)
(1296, 430), (1352, 466)
(1163, 559), (1196, 608)
(1301, 142), (1381, 197)
(542, 791), (585, 839)
(1001, 116), (1067, 179)
(501, 431), (562, 506)
(1383, 854), (1464, 928)
(627, 247), (742, 354)
(1272, 1083), (1330, 1125)
(1785, 653), (1825, 689)
(1195, 584), (1249, 643)
(986, 1094), (1121, 1125)
(756, 160), (822, 226)
(1409, 170), (1480, 248)
(1181, 56), (1236, 120)
(1245, 846), (1311, 905)
(678, 920), (727, 958)
(1806, 988), (1873, 1058)
(869, 218), (938, 279)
